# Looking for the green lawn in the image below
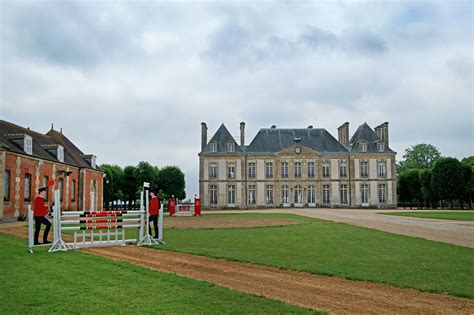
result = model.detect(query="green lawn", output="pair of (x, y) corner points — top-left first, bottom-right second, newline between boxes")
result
(0, 233), (319, 314)
(379, 211), (474, 221)
(160, 214), (474, 298)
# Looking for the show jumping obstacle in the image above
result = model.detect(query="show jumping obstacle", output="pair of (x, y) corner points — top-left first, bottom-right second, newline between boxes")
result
(169, 196), (201, 217)
(28, 184), (165, 253)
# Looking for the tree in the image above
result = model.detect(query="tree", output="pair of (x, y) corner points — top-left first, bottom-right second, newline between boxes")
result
(135, 161), (156, 189)
(398, 144), (441, 174)
(122, 165), (138, 209)
(419, 169), (436, 209)
(431, 157), (465, 209)
(157, 166), (186, 200)
(461, 157), (474, 208)
(100, 164), (124, 209)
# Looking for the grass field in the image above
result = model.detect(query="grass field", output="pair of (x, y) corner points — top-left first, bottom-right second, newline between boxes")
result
(161, 214), (474, 298)
(0, 233), (319, 314)
(379, 211), (474, 221)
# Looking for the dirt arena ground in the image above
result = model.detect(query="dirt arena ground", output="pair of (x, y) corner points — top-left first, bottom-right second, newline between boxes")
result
(1, 213), (473, 314)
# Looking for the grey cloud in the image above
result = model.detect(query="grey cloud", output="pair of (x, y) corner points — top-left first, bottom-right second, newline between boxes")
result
(340, 31), (388, 55)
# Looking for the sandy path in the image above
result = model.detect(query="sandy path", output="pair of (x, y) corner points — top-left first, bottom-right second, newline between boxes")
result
(1, 221), (473, 314)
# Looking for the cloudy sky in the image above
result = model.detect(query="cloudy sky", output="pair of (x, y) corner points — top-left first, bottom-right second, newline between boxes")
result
(1, 1), (472, 198)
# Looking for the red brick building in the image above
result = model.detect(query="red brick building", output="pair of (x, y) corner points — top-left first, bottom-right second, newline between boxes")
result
(0, 120), (104, 221)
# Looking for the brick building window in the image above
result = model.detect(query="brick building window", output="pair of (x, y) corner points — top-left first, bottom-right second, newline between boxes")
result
(58, 178), (64, 202)
(322, 184), (330, 204)
(227, 185), (236, 205)
(361, 184), (369, 204)
(248, 185), (256, 205)
(307, 162), (315, 178)
(322, 163), (330, 178)
(340, 184), (348, 204)
(294, 185), (302, 204)
(210, 185), (217, 204)
(360, 161), (369, 177)
(378, 162), (386, 177)
(71, 180), (76, 202)
(227, 165), (235, 178)
(308, 185), (315, 204)
(57, 146), (64, 162)
(248, 162), (256, 178)
(265, 185), (274, 204)
(265, 162), (273, 178)
(294, 162), (302, 178)
(43, 176), (49, 202)
(281, 162), (288, 178)
(24, 135), (33, 155)
(210, 163), (218, 179)
(378, 184), (386, 203)
(24, 173), (32, 201)
(281, 185), (289, 204)
(339, 163), (347, 177)
(3, 170), (10, 201)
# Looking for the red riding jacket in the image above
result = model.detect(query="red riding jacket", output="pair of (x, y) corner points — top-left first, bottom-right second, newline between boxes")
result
(149, 197), (160, 215)
(33, 196), (49, 217)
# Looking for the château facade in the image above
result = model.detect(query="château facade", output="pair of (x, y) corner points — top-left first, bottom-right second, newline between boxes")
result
(199, 122), (397, 209)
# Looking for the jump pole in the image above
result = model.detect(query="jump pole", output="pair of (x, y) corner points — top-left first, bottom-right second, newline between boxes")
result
(49, 189), (69, 252)
(137, 183), (159, 246)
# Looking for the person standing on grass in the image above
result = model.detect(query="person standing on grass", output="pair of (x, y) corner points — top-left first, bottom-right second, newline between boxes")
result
(33, 187), (52, 245)
(149, 191), (160, 239)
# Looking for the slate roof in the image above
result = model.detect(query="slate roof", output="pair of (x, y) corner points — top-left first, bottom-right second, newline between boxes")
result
(349, 123), (394, 153)
(0, 119), (98, 169)
(201, 123), (242, 153)
(246, 127), (348, 153)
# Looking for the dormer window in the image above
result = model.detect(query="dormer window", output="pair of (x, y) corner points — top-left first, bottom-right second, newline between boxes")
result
(210, 142), (217, 152)
(227, 142), (235, 152)
(359, 142), (367, 152)
(91, 156), (96, 169)
(378, 143), (385, 152)
(57, 145), (64, 162)
(24, 135), (33, 155)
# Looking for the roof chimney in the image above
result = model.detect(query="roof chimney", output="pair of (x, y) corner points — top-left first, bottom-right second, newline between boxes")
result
(271, 125), (276, 129)
(375, 122), (389, 147)
(338, 122), (349, 146)
(240, 122), (245, 147)
(201, 122), (208, 151)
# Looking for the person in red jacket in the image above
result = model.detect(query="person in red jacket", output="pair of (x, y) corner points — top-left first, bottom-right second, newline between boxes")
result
(149, 191), (160, 238)
(33, 187), (52, 245)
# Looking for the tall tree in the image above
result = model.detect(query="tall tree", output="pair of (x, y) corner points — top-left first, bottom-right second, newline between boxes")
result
(122, 165), (138, 209)
(432, 157), (465, 209)
(157, 166), (186, 200)
(419, 169), (435, 209)
(398, 144), (441, 174)
(100, 164), (124, 209)
(135, 161), (156, 189)
(461, 157), (473, 208)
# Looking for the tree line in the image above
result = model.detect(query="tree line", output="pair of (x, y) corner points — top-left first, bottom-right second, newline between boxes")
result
(397, 144), (474, 209)
(100, 162), (185, 209)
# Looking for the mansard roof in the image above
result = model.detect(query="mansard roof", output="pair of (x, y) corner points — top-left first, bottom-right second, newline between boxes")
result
(202, 123), (242, 153)
(349, 122), (394, 153)
(246, 127), (348, 153)
(0, 119), (99, 170)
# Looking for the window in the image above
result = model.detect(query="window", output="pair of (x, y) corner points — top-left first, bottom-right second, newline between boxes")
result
(322, 163), (330, 178)
(248, 185), (256, 205)
(71, 179), (76, 202)
(281, 162), (288, 178)
(58, 178), (64, 201)
(322, 184), (330, 204)
(360, 161), (369, 177)
(227, 165), (235, 178)
(24, 174), (32, 201)
(3, 170), (10, 201)
(210, 142), (217, 152)
(361, 184), (369, 204)
(265, 162), (273, 178)
(91, 156), (96, 169)
(210, 163), (218, 179)
(281, 185), (289, 204)
(265, 185), (274, 204)
(378, 163), (386, 177)
(294, 185), (302, 204)
(307, 185), (315, 204)
(248, 162), (256, 178)
(294, 162), (301, 178)
(57, 145), (64, 162)
(227, 185), (236, 205)
(24, 135), (33, 155)
(378, 184), (386, 203)
(210, 185), (218, 204)
(43, 176), (49, 202)
(378, 143), (385, 152)
(307, 162), (315, 178)
(339, 163), (347, 177)
(340, 184), (348, 204)
(227, 142), (235, 152)
(360, 142), (367, 152)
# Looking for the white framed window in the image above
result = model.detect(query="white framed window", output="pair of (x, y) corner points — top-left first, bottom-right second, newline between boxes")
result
(378, 163), (386, 177)
(294, 185), (302, 204)
(360, 142), (367, 152)
(91, 156), (96, 169)
(294, 162), (302, 178)
(378, 184), (386, 203)
(227, 185), (236, 205)
(281, 185), (289, 204)
(210, 185), (218, 204)
(210, 142), (217, 152)
(307, 185), (315, 204)
(323, 163), (330, 178)
(24, 135), (33, 155)
(340, 184), (348, 204)
(210, 163), (218, 179)
(248, 185), (256, 205)
(57, 145), (64, 162)
(265, 162), (273, 178)
(339, 163), (347, 177)
(227, 165), (235, 179)
(24, 173), (32, 201)
(378, 143), (385, 152)
(248, 162), (256, 178)
(281, 162), (288, 178)
(361, 184), (369, 204)
(43, 176), (49, 202)
(227, 142), (235, 152)
(265, 185), (274, 204)
(360, 161), (369, 177)
(322, 184), (330, 204)
(307, 162), (315, 178)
